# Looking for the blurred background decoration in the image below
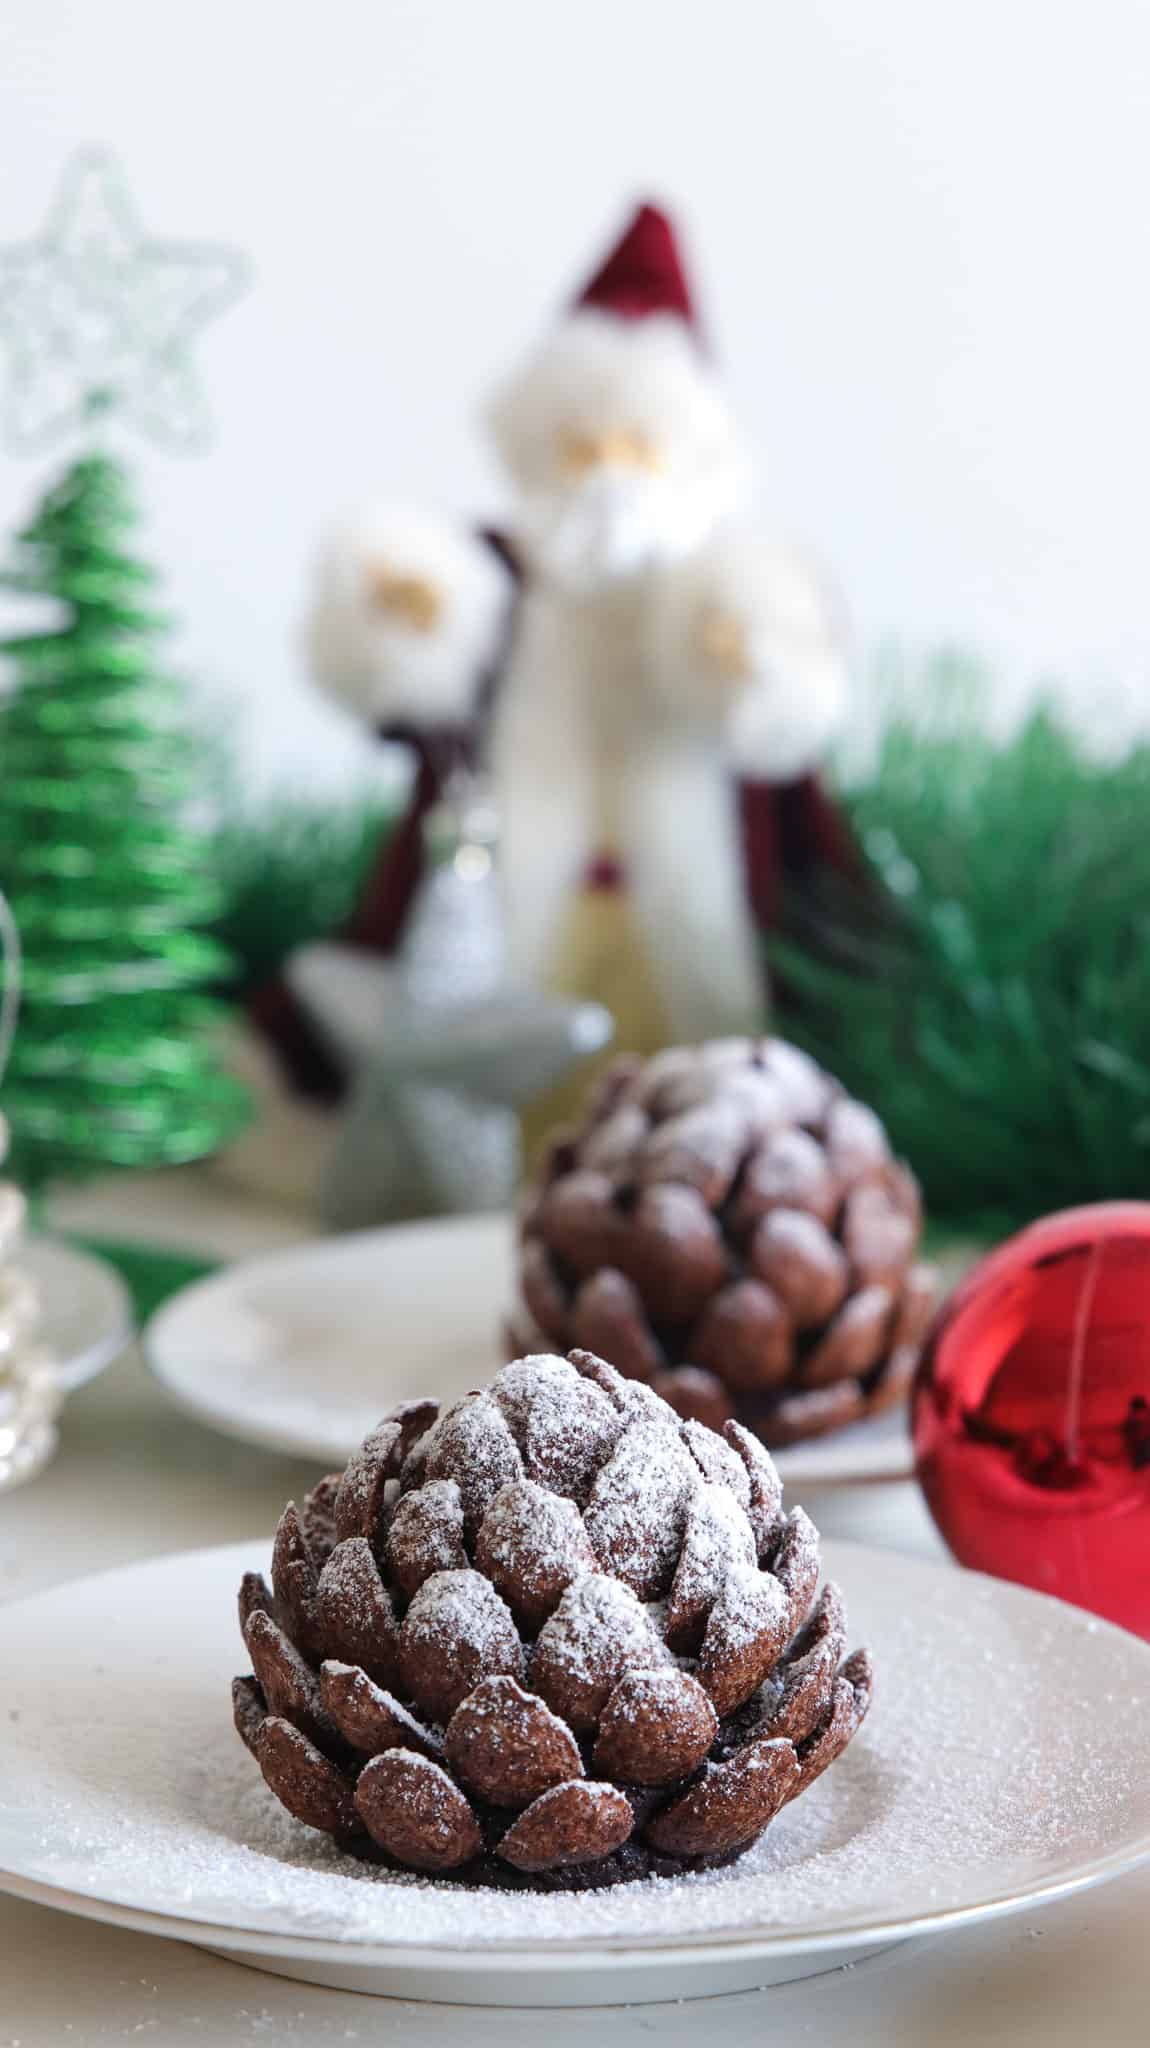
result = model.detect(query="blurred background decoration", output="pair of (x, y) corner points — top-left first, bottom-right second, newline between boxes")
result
(2, 6), (1150, 1259)
(775, 653), (1150, 1236)
(201, 651), (1150, 1239)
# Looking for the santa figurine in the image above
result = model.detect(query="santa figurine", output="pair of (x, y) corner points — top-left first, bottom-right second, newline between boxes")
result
(258, 200), (858, 1114)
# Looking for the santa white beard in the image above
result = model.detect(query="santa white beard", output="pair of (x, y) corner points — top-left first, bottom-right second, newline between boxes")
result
(517, 465), (730, 594)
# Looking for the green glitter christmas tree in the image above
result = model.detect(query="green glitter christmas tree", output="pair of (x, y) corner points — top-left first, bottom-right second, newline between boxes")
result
(0, 451), (248, 1188)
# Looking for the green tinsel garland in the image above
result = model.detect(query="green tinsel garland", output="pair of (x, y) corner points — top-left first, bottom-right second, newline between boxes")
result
(209, 787), (395, 995)
(774, 657), (1150, 1234)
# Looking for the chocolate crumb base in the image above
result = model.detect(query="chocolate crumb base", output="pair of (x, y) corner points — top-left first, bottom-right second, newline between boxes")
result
(333, 1829), (741, 1891)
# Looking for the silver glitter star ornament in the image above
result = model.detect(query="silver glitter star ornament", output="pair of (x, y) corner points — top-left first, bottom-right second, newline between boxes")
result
(287, 775), (613, 1229)
(0, 148), (250, 453)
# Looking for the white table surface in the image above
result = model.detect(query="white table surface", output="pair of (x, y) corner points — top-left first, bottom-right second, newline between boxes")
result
(3, 1167), (1149, 2046)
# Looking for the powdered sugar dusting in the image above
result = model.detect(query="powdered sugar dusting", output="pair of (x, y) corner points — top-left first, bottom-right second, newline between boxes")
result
(384, 1479), (467, 1598)
(666, 1482), (756, 1647)
(529, 1573), (670, 1732)
(491, 1356), (624, 1502)
(680, 1418), (752, 1508)
(422, 1394), (525, 1536)
(401, 1569), (519, 1663)
(582, 1418), (699, 1599)
(474, 1480), (593, 1627)
(316, 1538), (393, 1639)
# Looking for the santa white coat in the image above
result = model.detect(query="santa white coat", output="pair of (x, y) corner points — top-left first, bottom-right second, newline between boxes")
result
(307, 215), (849, 1046)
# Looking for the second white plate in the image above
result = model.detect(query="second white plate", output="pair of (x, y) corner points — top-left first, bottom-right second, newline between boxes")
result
(28, 1235), (135, 1392)
(145, 1212), (915, 1483)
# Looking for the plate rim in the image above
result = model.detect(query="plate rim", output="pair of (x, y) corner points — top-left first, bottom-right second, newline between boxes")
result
(0, 1848), (1146, 1975)
(143, 1214), (916, 1481)
(2, 1538), (1149, 1967)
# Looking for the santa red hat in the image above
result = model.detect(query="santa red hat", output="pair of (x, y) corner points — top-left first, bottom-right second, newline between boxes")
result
(573, 201), (699, 335)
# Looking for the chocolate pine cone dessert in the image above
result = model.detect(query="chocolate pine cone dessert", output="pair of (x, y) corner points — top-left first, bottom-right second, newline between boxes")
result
(233, 1353), (872, 1889)
(514, 1038), (935, 1447)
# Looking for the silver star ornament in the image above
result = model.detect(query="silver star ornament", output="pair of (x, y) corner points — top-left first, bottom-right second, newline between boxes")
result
(0, 148), (250, 453)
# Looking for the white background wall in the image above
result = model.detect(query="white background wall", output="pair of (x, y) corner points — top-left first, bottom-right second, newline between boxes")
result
(3, 1), (1150, 789)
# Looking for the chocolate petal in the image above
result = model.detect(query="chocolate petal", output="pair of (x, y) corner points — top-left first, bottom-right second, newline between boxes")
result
(755, 1379), (868, 1446)
(690, 1279), (792, 1394)
(535, 1171), (622, 1276)
(635, 1103), (745, 1207)
(698, 1568), (791, 1718)
(474, 1480), (595, 1631)
(237, 1570), (273, 1636)
(771, 1508), (821, 1632)
(298, 1472), (342, 1569)
(722, 1423), (784, 1560)
(593, 1669), (717, 1787)
(397, 1568), (523, 1723)
(422, 1394), (526, 1540)
(842, 1645), (875, 1722)
(651, 1366), (734, 1432)
(615, 1185), (727, 1324)
(578, 1100), (649, 1174)
(445, 1675), (583, 1809)
(384, 1479), (468, 1602)
(497, 1780), (634, 1873)
(645, 1736), (798, 1857)
(664, 1482), (756, 1653)
(334, 1399), (438, 1543)
(761, 1583), (846, 1744)
(333, 1419), (402, 1546)
(272, 1503), (323, 1655)
(749, 1209), (849, 1330)
(319, 1661), (442, 1758)
(801, 1285), (895, 1388)
(520, 1240), (571, 1344)
(354, 1748), (482, 1872)
(314, 1537), (400, 1690)
(530, 1573), (669, 1735)
(583, 1417), (698, 1601)
(843, 1185), (915, 1290)
(243, 1609), (334, 1751)
(256, 1716), (358, 1837)
(680, 1418), (751, 1509)
(788, 1675), (857, 1800)
(232, 1674), (267, 1754)
(569, 1269), (663, 1384)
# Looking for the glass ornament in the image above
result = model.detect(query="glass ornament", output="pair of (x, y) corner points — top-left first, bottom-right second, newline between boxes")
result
(913, 1202), (1150, 1635)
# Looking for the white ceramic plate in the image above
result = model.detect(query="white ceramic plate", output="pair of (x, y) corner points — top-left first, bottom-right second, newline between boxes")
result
(1, 1541), (1147, 2007)
(145, 1214), (915, 1484)
(27, 1235), (135, 1392)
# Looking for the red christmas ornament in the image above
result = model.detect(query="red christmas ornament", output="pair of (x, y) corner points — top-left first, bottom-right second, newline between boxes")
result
(912, 1202), (1150, 1636)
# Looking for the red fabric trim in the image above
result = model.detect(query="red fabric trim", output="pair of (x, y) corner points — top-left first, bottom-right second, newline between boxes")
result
(739, 773), (863, 933)
(584, 851), (626, 891)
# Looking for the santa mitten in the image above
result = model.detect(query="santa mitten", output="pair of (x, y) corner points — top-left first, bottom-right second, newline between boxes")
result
(306, 506), (510, 733)
(648, 534), (849, 782)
